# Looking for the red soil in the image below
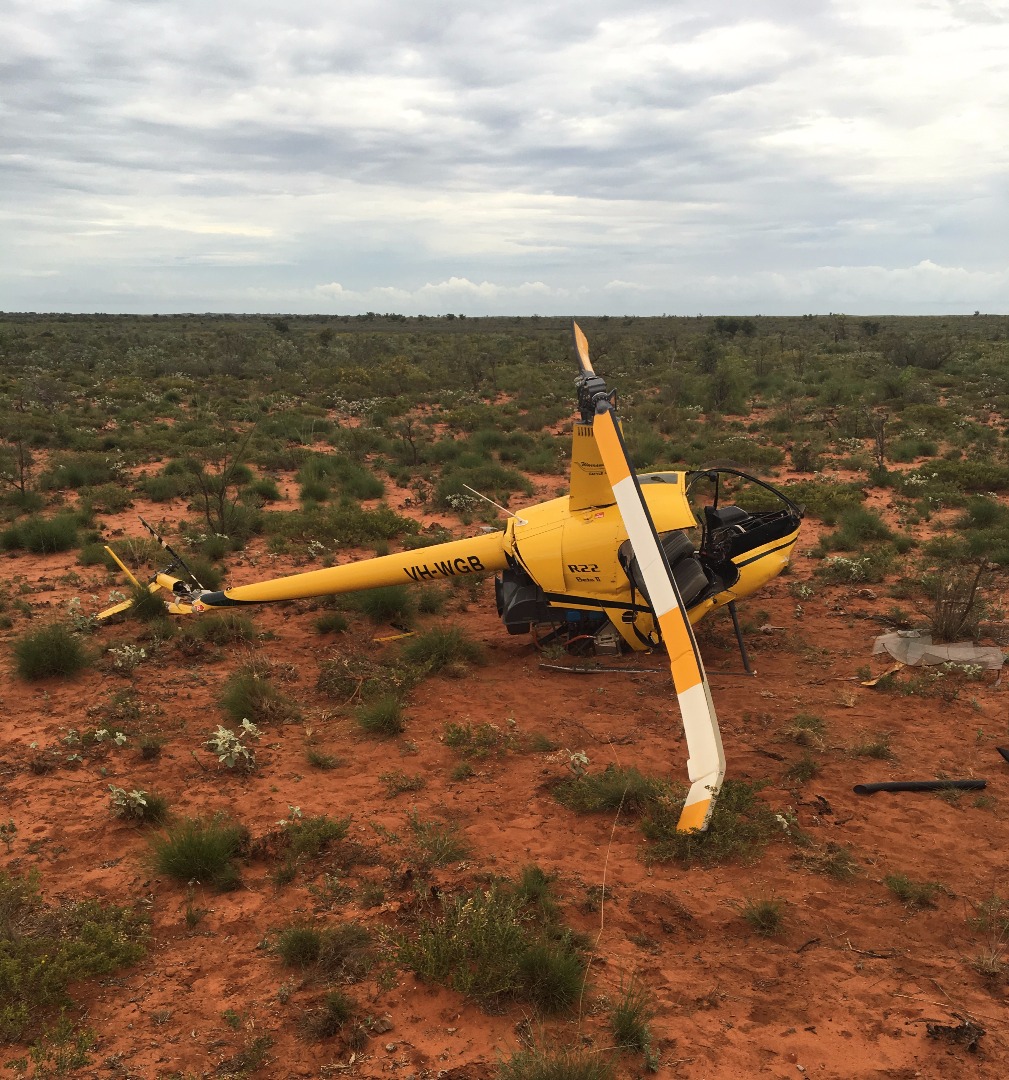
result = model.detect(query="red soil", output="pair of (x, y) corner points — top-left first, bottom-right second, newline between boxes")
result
(1, 471), (1007, 1079)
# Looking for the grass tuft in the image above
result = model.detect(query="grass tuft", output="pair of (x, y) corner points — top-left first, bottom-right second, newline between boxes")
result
(401, 626), (486, 673)
(884, 872), (943, 910)
(221, 662), (302, 725)
(642, 779), (786, 866)
(14, 623), (90, 680)
(355, 694), (405, 737)
(609, 979), (655, 1054)
(554, 765), (669, 814)
(149, 815), (246, 889)
(741, 896), (785, 936)
(400, 882), (584, 1013)
(497, 1044), (615, 1080)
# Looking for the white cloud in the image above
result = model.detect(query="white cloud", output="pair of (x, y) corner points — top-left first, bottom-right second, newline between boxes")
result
(2, 0), (1008, 314)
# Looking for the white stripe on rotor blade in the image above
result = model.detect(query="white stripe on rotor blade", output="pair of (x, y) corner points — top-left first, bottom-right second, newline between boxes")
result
(677, 681), (726, 784)
(611, 476), (679, 616)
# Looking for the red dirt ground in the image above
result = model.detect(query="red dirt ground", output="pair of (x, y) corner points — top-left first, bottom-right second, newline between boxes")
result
(2, 465), (1008, 1079)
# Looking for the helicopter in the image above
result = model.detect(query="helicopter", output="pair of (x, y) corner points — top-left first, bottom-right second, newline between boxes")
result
(98, 322), (803, 831)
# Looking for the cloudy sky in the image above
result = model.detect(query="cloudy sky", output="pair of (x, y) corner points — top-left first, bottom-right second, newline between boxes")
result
(3, 0), (1008, 315)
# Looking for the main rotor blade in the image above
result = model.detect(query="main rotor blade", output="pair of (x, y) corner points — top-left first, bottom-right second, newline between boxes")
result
(572, 321), (595, 376)
(583, 346), (725, 832)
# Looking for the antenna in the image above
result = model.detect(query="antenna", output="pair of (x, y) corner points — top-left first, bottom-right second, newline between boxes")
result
(462, 484), (528, 527)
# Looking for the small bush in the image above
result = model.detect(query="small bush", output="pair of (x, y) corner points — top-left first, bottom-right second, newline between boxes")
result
(314, 611), (349, 634)
(400, 884), (585, 1012)
(851, 733), (894, 760)
(355, 694), (405, 737)
(14, 623), (89, 680)
(401, 626), (486, 673)
(885, 872), (942, 910)
(442, 720), (516, 757)
(307, 748), (341, 769)
(609, 980), (655, 1054)
(497, 1045), (615, 1080)
(129, 584), (168, 622)
(784, 712), (826, 748)
(186, 611), (258, 645)
(82, 483), (133, 514)
(0, 869), (147, 1043)
(248, 477), (282, 503)
(741, 896), (785, 936)
(801, 843), (860, 880)
(277, 926), (324, 967)
(149, 815), (246, 889)
(642, 779), (786, 866)
(221, 663), (302, 725)
(282, 814), (350, 860)
(408, 810), (469, 866)
(108, 785), (169, 825)
(784, 754), (820, 785)
(380, 769), (427, 797)
(1, 513), (79, 554)
(277, 923), (372, 981)
(554, 765), (669, 814)
(303, 990), (356, 1039)
(820, 506), (893, 551)
(348, 585), (417, 625)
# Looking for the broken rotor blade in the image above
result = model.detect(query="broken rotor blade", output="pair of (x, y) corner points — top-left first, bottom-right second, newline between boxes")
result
(574, 321), (725, 832)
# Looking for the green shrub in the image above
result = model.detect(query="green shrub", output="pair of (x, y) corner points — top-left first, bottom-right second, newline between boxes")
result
(184, 611), (258, 645)
(554, 765), (669, 814)
(442, 720), (516, 757)
(314, 611), (349, 634)
(276, 926), (323, 967)
(248, 477), (282, 503)
(303, 990), (356, 1039)
(815, 548), (895, 584)
(81, 483), (133, 514)
(221, 663), (302, 725)
(497, 1045), (615, 1080)
(39, 452), (116, 491)
(609, 980), (655, 1054)
(1, 513), (79, 554)
(263, 501), (418, 549)
(14, 623), (89, 680)
(277, 923), (372, 980)
(300, 478), (330, 503)
(348, 585), (417, 624)
(741, 896), (785, 936)
(779, 480), (864, 524)
(641, 779), (786, 865)
(955, 497), (1009, 531)
(0, 869), (147, 1043)
(108, 785), (170, 825)
(149, 815), (246, 888)
(884, 872), (942, 909)
(355, 694), (405, 737)
(282, 814), (350, 860)
(850, 733), (894, 760)
(399, 884), (585, 1012)
(783, 754), (820, 784)
(407, 810), (469, 866)
(820, 506), (892, 551)
(129, 584), (169, 622)
(401, 626), (486, 672)
(138, 471), (193, 502)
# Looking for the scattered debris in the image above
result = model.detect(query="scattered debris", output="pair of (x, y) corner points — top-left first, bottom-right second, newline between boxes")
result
(872, 631), (1005, 670)
(923, 1014), (985, 1053)
(860, 662), (903, 687)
